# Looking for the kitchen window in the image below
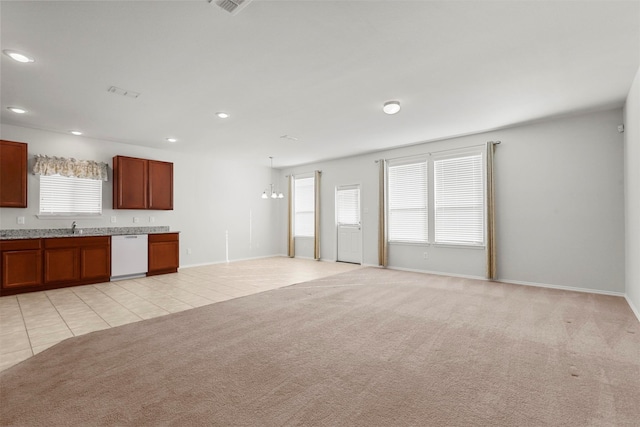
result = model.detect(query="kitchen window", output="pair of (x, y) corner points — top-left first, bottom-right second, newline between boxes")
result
(39, 175), (103, 216)
(33, 154), (108, 217)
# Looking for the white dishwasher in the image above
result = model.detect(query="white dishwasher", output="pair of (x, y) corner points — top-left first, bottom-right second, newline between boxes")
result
(111, 235), (148, 281)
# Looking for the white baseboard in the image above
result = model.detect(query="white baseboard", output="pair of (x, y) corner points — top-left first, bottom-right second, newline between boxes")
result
(625, 295), (640, 322)
(179, 258), (638, 323)
(380, 265), (627, 298)
(386, 265), (485, 281)
(179, 254), (283, 270)
(499, 278), (625, 297)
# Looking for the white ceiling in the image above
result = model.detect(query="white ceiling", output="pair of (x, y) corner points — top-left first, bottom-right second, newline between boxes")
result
(1, 1), (639, 168)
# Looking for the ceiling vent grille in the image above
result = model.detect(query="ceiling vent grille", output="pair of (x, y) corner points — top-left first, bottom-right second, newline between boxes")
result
(108, 86), (140, 99)
(208, 0), (253, 15)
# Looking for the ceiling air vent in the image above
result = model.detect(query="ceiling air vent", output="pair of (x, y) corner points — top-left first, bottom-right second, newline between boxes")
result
(208, 0), (253, 15)
(108, 86), (140, 99)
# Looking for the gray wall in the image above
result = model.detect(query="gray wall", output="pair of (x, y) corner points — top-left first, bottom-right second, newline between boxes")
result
(0, 124), (280, 267)
(1, 106), (628, 296)
(280, 108), (626, 294)
(624, 67), (640, 318)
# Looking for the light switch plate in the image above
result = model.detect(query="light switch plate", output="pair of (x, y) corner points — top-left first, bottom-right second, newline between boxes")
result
(133, 217), (139, 223)
(17, 216), (25, 225)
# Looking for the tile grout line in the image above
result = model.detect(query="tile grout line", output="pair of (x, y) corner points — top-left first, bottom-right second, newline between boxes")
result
(119, 279), (202, 310)
(109, 281), (174, 313)
(14, 296), (34, 357)
(71, 285), (144, 325)
(43, 292), (76, 339)
(66, 286), (114, 329)
(94, 282), (170, 317)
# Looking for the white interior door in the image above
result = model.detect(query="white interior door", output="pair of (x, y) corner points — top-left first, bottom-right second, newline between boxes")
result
(336, 185), (362, 264)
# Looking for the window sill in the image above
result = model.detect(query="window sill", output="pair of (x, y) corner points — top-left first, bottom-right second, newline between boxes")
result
(388, 241), (430, 247)
(388, 241), (485, 250)
(433, 243), (485, 250)
(37, 214), (103, 220)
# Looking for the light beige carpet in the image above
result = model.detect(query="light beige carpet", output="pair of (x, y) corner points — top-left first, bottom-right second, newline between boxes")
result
(1, 268), (639, 426)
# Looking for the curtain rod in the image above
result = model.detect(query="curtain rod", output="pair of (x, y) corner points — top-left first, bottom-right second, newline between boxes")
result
(284, 170), (322, 178)
(374, 141), (501, 163)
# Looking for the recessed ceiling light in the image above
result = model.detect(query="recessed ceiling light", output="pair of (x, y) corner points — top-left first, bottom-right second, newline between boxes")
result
(70, 130), (83, 136)
(3, 49), (35, 63)
(166, 138), (177, 143)
(7, 107), (27, 114)
(382, 100), (401, 115)
(216, 112), (230, 119)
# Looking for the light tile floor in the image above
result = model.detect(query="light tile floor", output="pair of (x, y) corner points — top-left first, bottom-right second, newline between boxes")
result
(0, 257), (360, 372)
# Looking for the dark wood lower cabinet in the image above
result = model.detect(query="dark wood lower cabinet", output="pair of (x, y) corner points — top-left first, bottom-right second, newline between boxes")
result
(0, 240), (42, 291)
(44, 237), (110, 285)
(1, 233), (178, 295)
(44, 247), (80, 284)
(148, 233), (179, 276)
(81, 245), (111, 280)
(0, 236), (111, 296)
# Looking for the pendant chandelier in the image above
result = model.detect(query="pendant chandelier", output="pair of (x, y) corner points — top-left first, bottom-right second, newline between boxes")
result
(262, 156), (284, 199)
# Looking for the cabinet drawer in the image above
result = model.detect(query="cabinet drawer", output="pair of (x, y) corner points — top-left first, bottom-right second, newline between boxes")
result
(44, 236), (110, 248)
(0, 239), (42, 251)
(148, 233), (179, 243)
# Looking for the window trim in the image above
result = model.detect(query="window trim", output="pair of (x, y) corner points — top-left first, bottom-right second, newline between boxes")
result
(293, 174), (315, 238)
(38, 174), (104, 218)
(432, 150), (485, 247)
(385, 149), (486, 249)
(335, 184), (361, 226)
(386, 157), (429, 244)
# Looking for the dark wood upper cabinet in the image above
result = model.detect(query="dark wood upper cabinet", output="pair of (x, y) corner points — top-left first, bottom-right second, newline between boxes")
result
(148, 160), (173, 210)
(113, 156), (173, 210)
(113, 156), (148, 209)
(0, 140), (28, 208)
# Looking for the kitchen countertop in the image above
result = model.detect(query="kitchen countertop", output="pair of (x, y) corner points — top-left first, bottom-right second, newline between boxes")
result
(0, 226), (177, 240)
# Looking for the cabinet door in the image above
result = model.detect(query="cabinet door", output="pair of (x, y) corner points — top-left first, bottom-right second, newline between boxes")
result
(81, 245), (111, 280)
(44, 248), (80, 284)
(148, 160), (173, 210)
(2, 250), (42, 289)
(114, 156), (148, 209)
(0, 140), (28, 208)
(148, 233), (179, 275)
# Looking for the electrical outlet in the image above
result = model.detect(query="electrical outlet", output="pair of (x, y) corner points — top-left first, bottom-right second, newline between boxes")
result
(423, 252), (428, 259)
(110, 216), (117, 223)
(133, 217), (139, 223)
(187, 248), (192, 255)
(149, 216), (155, 223)
(17, 216), (25, 225)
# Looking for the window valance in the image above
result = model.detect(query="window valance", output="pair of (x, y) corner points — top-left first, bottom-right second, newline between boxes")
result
(33, 155), (109, 181)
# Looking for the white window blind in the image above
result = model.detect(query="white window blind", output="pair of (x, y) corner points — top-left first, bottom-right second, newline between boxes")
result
(39, 175), (102, 215)
(388, 161), (428, 243)
(294, 176), (315, 237)
(434, 153), (484, 245)
(336, 186), (360, 225)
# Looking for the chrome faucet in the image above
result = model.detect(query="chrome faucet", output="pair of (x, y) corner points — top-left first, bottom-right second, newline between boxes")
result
(71, 221), (77, 234)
